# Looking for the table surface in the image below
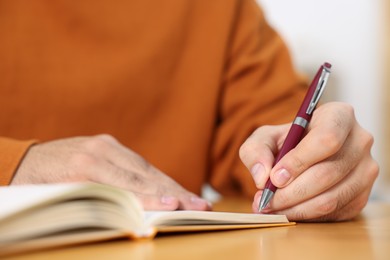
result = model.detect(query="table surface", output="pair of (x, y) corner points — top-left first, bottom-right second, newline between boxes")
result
(4, 198), (390, 260)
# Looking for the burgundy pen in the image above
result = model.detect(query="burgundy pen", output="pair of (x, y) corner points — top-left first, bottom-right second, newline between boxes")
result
(258, 62), (332, 211)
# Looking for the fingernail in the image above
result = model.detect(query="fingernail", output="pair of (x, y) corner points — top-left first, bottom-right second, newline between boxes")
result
(274, 168), (291, 186)
(161, 196), (176, 205)
(251, 163), (265, 187)
(190, 196), (208, 205)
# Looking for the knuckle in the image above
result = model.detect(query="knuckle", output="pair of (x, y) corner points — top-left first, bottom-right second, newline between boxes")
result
(313, 166), (334, 187)
(84, 136), (111, 151)
(344, 103), (355, 117)
(288, 154), (308, 173)
(275, 190), (291, 207)
(68, 153), (97, 176)
(238, 142), (253, 162)
(361, 131), (375, 150)
(254, 125), (272, 134)
(70, 153), (96, 167)
(331, 102), (355, 121)
(339, 103), (355, 117)
(95, 134), (118, 143)
(128, 172), (147, 189)
(315, 196), (338, 216)
(291, 182), (308, 199)
(317, 131), (342, 154)
(250, 125), (276, 140)
(353, 197), (368, 214)
(367, 160), (379, 180)
(238, 143), (247, 161)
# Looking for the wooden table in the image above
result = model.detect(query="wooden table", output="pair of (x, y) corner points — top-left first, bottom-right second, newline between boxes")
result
(4, 198), (390, 260)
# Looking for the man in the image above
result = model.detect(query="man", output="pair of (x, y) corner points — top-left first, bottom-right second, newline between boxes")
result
(0, 0), (378, 221)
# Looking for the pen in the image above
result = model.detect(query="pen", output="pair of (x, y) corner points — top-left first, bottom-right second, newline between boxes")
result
(258, 62), (332, 211)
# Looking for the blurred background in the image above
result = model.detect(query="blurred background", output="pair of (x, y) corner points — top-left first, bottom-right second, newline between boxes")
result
(257, 0), (389, 201)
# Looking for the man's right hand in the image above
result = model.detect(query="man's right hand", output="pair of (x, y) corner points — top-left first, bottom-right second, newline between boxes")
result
(11, 134), (210, 211)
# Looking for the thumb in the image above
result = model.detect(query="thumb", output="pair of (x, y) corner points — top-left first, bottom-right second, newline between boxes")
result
(239, 124), (290, 189)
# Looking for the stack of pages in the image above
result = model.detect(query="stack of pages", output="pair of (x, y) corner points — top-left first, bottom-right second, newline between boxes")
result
(0, 183), (293, 256)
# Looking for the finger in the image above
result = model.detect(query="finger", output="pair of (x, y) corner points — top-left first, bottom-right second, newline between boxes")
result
(267, 125), (369, 210)
(135, 193), (180, 211)
(138, 192), (210, 211)
(79, 154), (211, 211)
(306, 190), (371, 222)
(270, 103), (356, 188)
(136, 193), (211, 211)
(83, 135), (211, 211)
(277, 189), (372, 222)
(177, 195), (212, 211)
(239, 124), (290, 189)
(261, 155), (378, 221)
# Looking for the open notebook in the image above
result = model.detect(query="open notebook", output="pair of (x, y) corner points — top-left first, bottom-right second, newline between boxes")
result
(0, 183), (293, 255)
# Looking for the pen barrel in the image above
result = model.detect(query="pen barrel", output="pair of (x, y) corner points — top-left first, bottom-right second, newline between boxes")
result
(274, 123), (307, 165)
(264, 178), (277, 192)
(260, 63), (330, 209)
(264, 123), (306, 193)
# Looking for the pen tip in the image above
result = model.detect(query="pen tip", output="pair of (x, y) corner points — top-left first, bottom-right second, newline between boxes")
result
(259, 202), (266, 211)
(258, 189), (274, 212)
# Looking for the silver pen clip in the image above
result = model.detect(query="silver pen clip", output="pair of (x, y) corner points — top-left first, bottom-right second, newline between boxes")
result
(306, 66), (331, 115)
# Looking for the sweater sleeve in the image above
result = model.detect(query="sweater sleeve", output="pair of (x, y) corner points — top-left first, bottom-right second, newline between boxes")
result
(209, 0), (308, 197)
(0, 137), (36, 185)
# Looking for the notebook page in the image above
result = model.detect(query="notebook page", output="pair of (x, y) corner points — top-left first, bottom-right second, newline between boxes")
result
(0, 183), (84, 219)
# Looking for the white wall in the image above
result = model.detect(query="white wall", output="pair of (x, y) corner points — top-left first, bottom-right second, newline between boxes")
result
(257, 0), (387, 200)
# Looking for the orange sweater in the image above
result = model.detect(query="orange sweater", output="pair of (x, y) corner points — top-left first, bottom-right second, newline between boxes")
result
(0, 0), (306, 197)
